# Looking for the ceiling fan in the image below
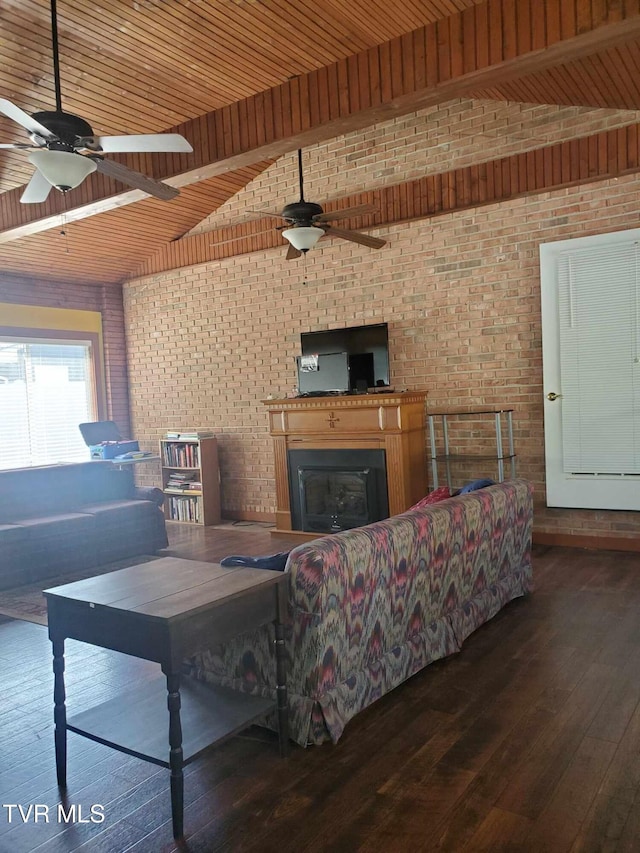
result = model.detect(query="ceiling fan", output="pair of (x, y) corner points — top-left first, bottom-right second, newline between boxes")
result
(261, 149), (386, 259)
(0, 0), (192, 205)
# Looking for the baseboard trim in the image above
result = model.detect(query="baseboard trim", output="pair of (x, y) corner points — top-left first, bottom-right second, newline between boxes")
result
(219, 518), (640, 552)
(271, 528), (321, 541)
(222, 510), (276, 524)
(533, 531), (640, 553)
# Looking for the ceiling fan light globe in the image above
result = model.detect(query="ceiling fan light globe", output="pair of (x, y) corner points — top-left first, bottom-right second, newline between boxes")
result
(282, 226), (323, 252)
(28, 150), (96, 191)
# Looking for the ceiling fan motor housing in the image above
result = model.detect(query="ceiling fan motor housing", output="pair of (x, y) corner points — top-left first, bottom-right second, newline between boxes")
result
(29, 110), (94, 148)
(281, 200), (324, 225)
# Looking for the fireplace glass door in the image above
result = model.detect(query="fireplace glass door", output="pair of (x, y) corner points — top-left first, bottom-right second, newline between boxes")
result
(299, 467), (372, 532)
(288, 449), (388, 532)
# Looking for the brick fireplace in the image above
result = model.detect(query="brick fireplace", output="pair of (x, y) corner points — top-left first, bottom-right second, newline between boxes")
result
(264, 391), (428, 533)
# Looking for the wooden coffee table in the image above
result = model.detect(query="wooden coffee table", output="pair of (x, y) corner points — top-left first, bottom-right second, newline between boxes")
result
(44, 556), (289, 840)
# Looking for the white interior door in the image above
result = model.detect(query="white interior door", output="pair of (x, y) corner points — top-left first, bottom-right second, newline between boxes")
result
(540, 228), (640, 510)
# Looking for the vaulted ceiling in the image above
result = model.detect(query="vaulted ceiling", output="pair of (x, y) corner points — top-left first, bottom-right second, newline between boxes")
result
(1, 0), (640, 287)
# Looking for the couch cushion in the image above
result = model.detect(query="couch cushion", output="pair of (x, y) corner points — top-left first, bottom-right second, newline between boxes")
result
(78, 499), (164, 546)
(77, 499), (167, 563)
(0, 522), (27, 544)
(16, 511), (96, 535)
(78, 498), (156, 520)
(0, 525), (30, 589)
(79, 465), (134, 504)
(13, 512), (97, 578)
(45, 464), (98, 511)
(0, 462), (134, 521)
(0, 465), (76, 520)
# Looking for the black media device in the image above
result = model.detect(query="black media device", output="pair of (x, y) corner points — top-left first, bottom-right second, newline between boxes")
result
(297, 322), (389, 395)
(296, 352), (350, 394)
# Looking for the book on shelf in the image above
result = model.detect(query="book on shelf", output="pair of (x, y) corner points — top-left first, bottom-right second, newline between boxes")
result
(164, 430), (214, 440)
(162, 444), (201, 467)
(166, 483), (201, 490)
(167, 494), (201, 522)
(166, 470), (202, 492)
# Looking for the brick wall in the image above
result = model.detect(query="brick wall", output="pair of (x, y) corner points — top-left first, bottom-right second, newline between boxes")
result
(190, 97), (640, 233)
(124, 161), (640, 541)
(0, 274), (131, 436)
(5, 95), (639, 543)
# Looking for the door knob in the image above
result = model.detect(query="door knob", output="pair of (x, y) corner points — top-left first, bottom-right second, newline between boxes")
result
(546, 392), (563, 401)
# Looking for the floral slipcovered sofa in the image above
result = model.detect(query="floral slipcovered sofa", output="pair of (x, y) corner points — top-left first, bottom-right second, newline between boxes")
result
(189, 478), (533, 746)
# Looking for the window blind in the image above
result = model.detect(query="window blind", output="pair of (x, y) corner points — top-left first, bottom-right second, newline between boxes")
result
(0, 339), (96, 470)
(557, 239), (640, 475)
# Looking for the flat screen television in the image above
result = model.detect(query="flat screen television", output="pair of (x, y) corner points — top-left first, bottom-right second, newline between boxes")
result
(297, 322), (389, 394)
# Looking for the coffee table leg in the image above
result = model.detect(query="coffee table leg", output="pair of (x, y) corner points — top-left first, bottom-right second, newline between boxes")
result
(165, 670), (184, 839)
(274, 618), (290, 757)
(52, 637), (67, 788)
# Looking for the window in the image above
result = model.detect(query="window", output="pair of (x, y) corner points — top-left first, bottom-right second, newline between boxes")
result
(0, 336), (99, 470)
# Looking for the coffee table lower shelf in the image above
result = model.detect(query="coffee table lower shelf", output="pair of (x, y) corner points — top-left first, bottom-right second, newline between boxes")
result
(67, 672), (275, 767)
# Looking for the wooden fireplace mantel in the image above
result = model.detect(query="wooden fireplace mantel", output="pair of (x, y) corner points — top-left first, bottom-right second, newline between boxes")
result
(263, 391), (428, 533)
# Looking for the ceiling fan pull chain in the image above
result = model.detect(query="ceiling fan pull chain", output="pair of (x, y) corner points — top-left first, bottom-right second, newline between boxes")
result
(59, 195), (71, 253)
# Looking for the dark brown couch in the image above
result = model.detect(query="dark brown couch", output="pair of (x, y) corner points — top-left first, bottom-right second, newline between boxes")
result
(0, 462), (168, 590)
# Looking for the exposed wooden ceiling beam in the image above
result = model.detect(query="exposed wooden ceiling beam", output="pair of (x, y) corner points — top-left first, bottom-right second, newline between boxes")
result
(2, 0), (640, 243)
(0, 162), (274, 286)
(135, 123), (640, 277)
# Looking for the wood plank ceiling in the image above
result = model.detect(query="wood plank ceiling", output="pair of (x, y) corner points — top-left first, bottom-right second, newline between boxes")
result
(0, 0), (639, 286)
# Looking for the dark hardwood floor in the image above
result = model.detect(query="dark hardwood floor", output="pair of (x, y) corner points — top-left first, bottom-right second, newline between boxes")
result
(2, 524), (640, 852)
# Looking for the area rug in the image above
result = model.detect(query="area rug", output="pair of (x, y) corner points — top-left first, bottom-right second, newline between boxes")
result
(0, 555), (160, 626)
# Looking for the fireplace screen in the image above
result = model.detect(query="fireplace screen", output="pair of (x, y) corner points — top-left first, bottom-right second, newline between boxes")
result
(300, 468), (370, 533)
(288, 449), (388, 533)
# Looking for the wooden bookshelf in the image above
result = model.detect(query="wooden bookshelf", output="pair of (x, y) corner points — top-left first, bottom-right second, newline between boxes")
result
(160, 435), (221, 526)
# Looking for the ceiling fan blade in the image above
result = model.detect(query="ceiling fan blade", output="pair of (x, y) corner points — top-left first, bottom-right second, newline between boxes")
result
(251, 210), (287, 220)
(314, 204), (377, 223)
(0, 99), (56, 140)
(0, 142), (39, 149)
(322, 225), (386, 249)
(208, 228), (274, 248)
(286, 243), (302, 260)
(20, 169), (53, 204)
(89, 134), (193, 154)
(94, 158), (179, 200)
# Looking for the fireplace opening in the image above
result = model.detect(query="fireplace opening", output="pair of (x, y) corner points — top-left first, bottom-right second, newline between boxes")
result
(300, 468), (370, 532)
(288, 449), (388, 533)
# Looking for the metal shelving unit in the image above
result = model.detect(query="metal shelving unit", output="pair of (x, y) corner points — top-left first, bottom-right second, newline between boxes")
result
(427, 408), (516, 490)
